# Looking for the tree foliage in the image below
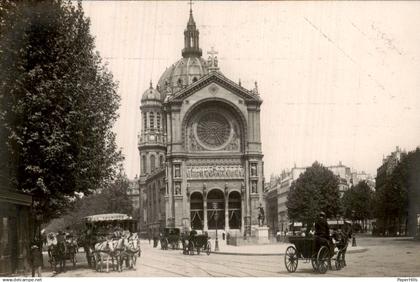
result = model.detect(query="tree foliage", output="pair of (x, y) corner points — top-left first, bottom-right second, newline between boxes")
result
(45, 172), (134, 232)
(0, 0), (122, 223)
(374, 148), (420, 235)
(287, 162), (340, 228)
(342, 180), (374, 226)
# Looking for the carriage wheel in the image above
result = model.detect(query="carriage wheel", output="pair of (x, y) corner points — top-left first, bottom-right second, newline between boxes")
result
(189, 242), (195, 255)
(316, 246), (330, 274)
(284, 246), (298, 273)
(311, 257), (318, 272)
(206, 242), (211, 256)
(335, 250), (344, 270)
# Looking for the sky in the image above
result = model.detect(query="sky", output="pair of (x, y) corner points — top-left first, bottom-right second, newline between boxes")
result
(82, 1), (420, 180)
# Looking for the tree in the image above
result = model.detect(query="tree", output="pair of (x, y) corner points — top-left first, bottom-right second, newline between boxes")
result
(46, 171), (134, 232)
(374, 148), (420, 236)
(0, 0), (122, 231)
(287, 162), (340, 232)
(342, 180), (374, 231)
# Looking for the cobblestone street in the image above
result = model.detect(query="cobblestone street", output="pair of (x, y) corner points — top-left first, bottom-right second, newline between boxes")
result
(42, 236), (420, 277)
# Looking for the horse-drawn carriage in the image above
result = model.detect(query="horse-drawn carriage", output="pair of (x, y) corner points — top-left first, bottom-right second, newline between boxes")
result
(284, 229), (350, 274)
(160, 228), (181, 250)
(46, 232), (78, 272)
(182, 231), (211, 255)
(81, 213), (141, 273)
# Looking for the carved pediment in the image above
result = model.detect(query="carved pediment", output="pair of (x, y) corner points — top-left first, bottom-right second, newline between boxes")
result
(165, 72), (262, 104)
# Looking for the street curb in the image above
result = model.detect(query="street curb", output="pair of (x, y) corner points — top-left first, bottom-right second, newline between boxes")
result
(213, 247), (368, 256)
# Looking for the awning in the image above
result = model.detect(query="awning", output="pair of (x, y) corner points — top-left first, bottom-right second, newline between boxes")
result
(84, 213), (132, 222)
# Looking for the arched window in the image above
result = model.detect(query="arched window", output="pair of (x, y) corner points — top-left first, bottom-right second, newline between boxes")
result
(190, 192), (204, 230)
(142, 155), (146, 174)
(192, 77), (198, 83)
(149, 112), (154, 129)
(150, 155), (156, 171)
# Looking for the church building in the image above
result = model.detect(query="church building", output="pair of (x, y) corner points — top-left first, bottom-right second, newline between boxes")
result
(138, 7), (264, 238)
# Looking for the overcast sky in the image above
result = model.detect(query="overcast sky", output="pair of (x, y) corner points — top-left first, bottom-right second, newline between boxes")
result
(82, 1), (420, 180)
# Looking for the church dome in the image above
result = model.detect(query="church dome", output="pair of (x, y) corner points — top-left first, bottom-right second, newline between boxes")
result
(141, 83), (162, 103)
(157, 57), (209, 95)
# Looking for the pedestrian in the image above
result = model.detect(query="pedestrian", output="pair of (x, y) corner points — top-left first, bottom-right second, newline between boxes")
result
(30, 244), (42, 277)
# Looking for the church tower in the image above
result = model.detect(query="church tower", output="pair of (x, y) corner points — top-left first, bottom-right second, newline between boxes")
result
(139, 4), (264, 239)
(138, 82), (166, 237)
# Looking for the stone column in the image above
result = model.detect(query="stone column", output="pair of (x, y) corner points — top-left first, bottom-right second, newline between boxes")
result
(241, 183), (245, 234)
(244, 160), (251, 237)
(225, 192), (229, 232)
(203, 184), (208, 231)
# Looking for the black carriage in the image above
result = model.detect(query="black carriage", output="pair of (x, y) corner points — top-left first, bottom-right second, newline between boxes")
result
(182, 231), (211, 256)
(160, 228), (181, 250)
(64, 237), (78, 267)
(284, 235), (347, 274)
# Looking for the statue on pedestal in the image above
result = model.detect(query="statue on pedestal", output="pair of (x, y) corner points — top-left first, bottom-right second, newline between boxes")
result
(256, 203), (265, 227)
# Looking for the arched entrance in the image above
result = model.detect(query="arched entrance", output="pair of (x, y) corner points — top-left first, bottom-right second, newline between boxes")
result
(190, 192), (204, 230)
(228, 191), (241, 229)
(207, 189), (225, 230)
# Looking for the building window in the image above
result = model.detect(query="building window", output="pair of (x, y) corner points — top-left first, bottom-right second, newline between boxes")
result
(157, 113), (161, 130)
(142, 155), (146, 174)
(150, 155), (156, 171)
(159, 155), (164, 167)
(143, 112), (147, 130)
(149, 112), (154, 129)
(193, 77), (198, 83)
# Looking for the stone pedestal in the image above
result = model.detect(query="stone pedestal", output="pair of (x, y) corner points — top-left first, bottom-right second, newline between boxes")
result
(252, 225), (269, 244)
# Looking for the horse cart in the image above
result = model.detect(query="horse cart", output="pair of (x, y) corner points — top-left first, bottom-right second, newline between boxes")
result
(284, 235), (347, 274)
(161, 228), (181, 250)
(182, 232), (211, 255)
(46, 233), (78, 272)
(81, 213), (141, 272)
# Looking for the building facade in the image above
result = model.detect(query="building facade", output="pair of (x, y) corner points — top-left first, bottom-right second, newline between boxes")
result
(265, 162), (375, 234)
(139, 9), (264, 237)
(0, 123), (32, 275)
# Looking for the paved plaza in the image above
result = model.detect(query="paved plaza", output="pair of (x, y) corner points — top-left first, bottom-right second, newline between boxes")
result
(39, 236), (420, 277)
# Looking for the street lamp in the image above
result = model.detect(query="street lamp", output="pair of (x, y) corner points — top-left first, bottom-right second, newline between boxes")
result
(213, 202), (219, 251)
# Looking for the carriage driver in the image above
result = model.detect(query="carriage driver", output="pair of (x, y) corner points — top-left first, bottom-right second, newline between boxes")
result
(314, 211), (330, 241)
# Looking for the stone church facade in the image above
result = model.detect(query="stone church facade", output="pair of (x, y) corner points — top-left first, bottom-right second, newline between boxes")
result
(138, 9), (264, 237)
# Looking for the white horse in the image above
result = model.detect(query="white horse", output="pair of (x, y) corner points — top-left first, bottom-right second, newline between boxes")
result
(94, 239), (115, 273)
(125, 233), (141, 269)
(112, 236), (133, 271)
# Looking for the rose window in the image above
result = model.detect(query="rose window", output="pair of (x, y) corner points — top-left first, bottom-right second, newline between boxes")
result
(196, 112), (231, 148)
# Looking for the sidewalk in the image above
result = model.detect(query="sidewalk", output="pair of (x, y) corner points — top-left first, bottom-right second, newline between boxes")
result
(209, 239), (367, 256)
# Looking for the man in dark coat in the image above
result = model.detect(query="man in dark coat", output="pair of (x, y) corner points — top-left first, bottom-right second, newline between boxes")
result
(315, 211), (330, 240)
(30, 244), (42, 277)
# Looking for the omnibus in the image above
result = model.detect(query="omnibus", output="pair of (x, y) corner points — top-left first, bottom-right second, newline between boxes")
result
(83, 213), (138, 235)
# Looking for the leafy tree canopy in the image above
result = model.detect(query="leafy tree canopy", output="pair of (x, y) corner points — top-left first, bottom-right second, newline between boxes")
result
(0, 0), (122, 224)
(342, 180), (374, 221)
(287, 162), (340, 227)
(45, 171), (134, 232)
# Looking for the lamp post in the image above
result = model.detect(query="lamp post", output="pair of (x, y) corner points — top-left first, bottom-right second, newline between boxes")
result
(213, 202), (219, 251)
